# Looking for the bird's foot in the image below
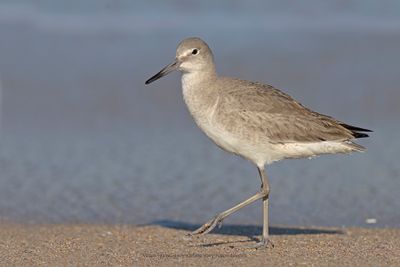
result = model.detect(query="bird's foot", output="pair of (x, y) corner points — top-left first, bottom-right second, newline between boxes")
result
(251, 237), (274, 249)
(239, 237), (274, 249)
(188, 215), (224, 236)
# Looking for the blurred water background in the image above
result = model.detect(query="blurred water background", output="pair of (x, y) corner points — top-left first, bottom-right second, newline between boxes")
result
(0, 0), (399, 227)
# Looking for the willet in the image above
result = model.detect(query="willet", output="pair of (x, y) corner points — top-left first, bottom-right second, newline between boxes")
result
(145, 37), (371, 248)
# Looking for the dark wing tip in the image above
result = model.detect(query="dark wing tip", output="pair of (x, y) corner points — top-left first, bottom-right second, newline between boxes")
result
(340, 123), (372, 139)
(352, 132), (369, 138)
(340, 123), (373, 133)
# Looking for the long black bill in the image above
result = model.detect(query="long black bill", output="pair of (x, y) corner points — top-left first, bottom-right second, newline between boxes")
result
(145, 59), (179, 85)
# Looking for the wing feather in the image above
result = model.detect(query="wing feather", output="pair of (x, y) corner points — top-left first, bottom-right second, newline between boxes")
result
(214, 78), (365, 143)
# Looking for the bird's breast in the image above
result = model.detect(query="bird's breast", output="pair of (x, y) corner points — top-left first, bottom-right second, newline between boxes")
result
(182, 81), (245, 159)
(182, 75), (229, 145)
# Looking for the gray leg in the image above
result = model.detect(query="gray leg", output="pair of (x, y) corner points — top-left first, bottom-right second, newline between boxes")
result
(189, 190), (266, 236)
(254, 166), (273, 248)
(189, 166), (270, 242)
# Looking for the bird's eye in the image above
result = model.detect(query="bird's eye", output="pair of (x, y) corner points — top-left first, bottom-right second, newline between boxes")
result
(192, 49), (199, 55)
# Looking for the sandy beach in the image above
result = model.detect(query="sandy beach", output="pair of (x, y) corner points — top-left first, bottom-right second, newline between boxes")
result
(0, 223), (399, 266)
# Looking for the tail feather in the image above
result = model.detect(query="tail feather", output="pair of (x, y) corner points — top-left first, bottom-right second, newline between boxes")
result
(344, 141), (366, 152)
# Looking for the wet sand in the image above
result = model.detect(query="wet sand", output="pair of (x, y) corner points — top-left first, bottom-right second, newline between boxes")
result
(0, 223), (399, 266)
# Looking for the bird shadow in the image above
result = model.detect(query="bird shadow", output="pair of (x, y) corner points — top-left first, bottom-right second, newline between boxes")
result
(147, 219), (344, 237)
(140, 220), (344, 248)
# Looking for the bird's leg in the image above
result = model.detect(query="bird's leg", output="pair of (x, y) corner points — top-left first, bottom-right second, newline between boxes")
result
(189, 190), (266, 236)
(251, 166), (274, 248)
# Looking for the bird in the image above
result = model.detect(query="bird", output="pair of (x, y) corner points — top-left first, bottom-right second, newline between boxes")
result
(145, 37), (371, 248)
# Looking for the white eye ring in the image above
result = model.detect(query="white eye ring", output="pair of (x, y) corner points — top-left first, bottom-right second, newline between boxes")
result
(192, 49), (199, 55)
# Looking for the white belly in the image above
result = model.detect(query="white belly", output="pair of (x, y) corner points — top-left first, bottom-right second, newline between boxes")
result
(196, 117), (355, 166)
(195, 117), (271, 166)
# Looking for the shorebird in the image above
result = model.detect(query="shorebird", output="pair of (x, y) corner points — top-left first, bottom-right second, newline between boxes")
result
(145, 37), (371, 248)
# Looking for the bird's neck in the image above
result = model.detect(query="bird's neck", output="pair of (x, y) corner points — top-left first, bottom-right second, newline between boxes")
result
(182, 69), (217, 87)
(181, 69), (217, 96)
(181, 70), (219, 120)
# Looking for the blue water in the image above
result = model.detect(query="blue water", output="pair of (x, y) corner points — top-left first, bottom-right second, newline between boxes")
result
(0, 1), (399, 228)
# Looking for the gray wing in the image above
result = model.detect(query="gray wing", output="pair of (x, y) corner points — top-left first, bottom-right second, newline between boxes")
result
(214, 78), (361, 143)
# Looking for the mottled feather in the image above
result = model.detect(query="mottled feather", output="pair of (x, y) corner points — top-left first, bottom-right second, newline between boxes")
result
(213, 77), (365, 144)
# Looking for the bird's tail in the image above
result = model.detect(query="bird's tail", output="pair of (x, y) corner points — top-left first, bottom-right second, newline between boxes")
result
(344, 141), (367, 152)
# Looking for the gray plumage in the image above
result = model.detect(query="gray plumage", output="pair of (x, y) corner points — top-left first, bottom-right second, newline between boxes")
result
(145, 37), (371, 248)
(210, 78), (367, 148)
